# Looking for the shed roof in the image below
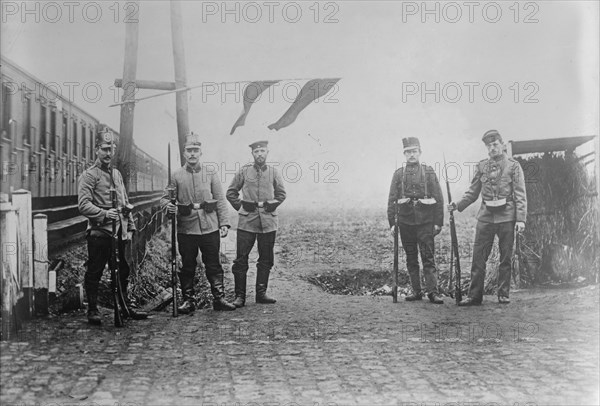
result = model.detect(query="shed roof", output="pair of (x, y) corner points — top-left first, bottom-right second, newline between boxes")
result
(509, 135), (597, 155)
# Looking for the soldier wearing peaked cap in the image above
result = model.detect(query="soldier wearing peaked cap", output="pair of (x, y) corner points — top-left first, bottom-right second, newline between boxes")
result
(387, 137), (445, 304)
(226, 140), (287, 307)
(161, 132), (236, 313)
(78, 128), (148, 324)
(448, 130), (527, 306)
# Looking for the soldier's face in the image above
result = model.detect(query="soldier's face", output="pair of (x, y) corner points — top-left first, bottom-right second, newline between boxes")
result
(486, 140), (504, 158)
(184, 147), (202, 165)
(96, 144), (115, 165)
(252, 147), (269, 165)
(403, 148), (421, 164)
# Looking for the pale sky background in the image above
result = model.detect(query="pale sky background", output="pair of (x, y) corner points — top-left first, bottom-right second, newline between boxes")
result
(2, 0), (599, 208)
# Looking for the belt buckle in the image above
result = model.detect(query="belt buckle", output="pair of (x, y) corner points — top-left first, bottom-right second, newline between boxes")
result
(192, 203), (201, 210)
(257, 202), (264, 208)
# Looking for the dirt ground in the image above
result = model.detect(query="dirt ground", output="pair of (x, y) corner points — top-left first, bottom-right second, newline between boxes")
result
(1, 207), (598, 405)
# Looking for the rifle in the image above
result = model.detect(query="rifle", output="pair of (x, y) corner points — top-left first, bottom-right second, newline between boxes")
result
(167, 144), (178, 317)
(392, 201), (399, 303)
(443, 155), (463, 304)
(109, 185), (129, 326)
(512, 230), (522, 287)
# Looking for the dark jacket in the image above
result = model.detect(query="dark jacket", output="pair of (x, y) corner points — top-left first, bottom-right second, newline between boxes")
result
(387, 163), (444, 227)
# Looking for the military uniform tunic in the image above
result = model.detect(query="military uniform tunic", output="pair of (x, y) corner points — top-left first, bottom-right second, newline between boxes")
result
(456, 153), (527, 300)
(387, 163), (444, 295)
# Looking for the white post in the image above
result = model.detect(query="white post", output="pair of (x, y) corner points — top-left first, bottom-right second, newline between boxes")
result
(33, 214), (49, 315)
(13, 189), (33, 318)
(1, 204), (21, 339)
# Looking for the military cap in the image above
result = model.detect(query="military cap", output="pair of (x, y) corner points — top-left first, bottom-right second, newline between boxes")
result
(184, 132), (202, 148)
(249, 140), (268, 150)
(482, 129), (503, 144)
(402, 137), (421, 152)
(95, 127), (116, 147)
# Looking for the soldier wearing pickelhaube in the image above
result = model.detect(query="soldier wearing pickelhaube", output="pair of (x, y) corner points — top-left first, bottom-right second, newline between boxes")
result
(448, 129), (527, 305)
(78, 127), (148, 324)
(387, 137), (445, 304)
(161, 133), (236, 313)
(226, 140), (287, 307)
(387, 137), (444, 304)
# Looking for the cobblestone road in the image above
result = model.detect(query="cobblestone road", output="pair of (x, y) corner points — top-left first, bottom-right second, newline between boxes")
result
(1, 234), (599, 406)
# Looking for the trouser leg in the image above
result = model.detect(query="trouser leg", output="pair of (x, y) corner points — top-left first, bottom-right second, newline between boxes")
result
(256, 231), (276, 303)
(85, 236), (111, 310)
(417, 223), (439, 294)
(177, 234), (199, 301)
(231, 230), (257, 304)
(400, 224), (421, 294)
(497, 222), (515, 298)
(468, 221), (496, 301)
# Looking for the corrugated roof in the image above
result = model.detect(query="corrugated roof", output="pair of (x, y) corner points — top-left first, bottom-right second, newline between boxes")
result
(510, 135), (597, 154)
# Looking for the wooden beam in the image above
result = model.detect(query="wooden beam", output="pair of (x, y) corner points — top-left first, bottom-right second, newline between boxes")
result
(12, 190), (33, 319)
(116, 1), (140, 191)
(170, 0), (190, 163)
(114, 79), (176, 91)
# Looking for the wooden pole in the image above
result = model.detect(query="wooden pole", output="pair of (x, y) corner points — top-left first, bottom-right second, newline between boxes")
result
(33, 214), (49, 315)
(1, 204), (20, 339)
(116, 0), (140, 190)
(170, 0), (190, 163)
(114, 79), (176, 91)
(12, 190), (33, 319)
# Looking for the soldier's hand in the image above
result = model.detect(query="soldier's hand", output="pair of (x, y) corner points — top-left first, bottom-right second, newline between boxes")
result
(106, 208), (119, 220)
(220, 226), (229, 238)
(390, 225), (396, 237)
(433, 225), (442, 236)
(166, 202), (177, 215)
(515, 222), (525, 233)
(447, 202), (457, 213)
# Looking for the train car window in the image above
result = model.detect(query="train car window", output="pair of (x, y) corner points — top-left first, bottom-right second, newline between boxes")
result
(50, 109), (57, 151)
(62, 115), (68, 154)
(23, 96), (32, 144)
(2, 81), (13, 137)
(82, 125), (87, 160)
(72, 120), (78, 156)
(39, 105), (47, 148)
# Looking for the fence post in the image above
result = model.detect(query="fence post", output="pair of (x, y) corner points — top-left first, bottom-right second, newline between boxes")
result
(33, 214), (49, 315)
(13, 189), (33, 319)
(1, 203), (21, 340)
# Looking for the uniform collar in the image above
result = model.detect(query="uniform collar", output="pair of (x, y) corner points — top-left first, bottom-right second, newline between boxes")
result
(185, 163), (202, 173)
(253, 163), (268, 172)
(94, 159), (111, 172)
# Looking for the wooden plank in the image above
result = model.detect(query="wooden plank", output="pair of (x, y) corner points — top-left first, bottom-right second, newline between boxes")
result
(12, 190), (33, 319)
(33, 214), (49, 315)
(1, 207), (20, 339)
(114, 79), (176, 90)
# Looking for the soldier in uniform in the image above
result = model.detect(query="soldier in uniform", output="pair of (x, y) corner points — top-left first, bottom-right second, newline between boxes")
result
(78, 128), (148, 324)
(387, 137), (444, 304)
(448, 129), (527, 305)
(226, 140), (286, 307)
(162, 133), (236, 313)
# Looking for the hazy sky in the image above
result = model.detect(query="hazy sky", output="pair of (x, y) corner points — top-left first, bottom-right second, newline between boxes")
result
(2, 0), (599, 208)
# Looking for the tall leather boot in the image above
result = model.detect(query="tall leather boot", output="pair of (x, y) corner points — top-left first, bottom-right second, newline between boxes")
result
(207, 271), (236, 311)
(177, 274), (196, 314)
(256, 269), (276, 304)
(85, 283), (101, 325)
(121, 279), (148, 320)
(232, 273), (246, 308)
